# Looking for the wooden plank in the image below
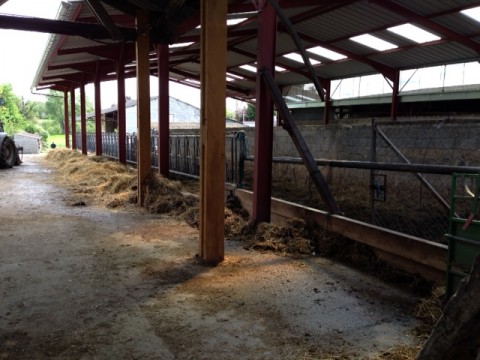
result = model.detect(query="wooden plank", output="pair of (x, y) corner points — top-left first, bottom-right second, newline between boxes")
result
(199, 0), (227, 264)
(234, 188), (447, 282)
(135, 9), (151, 206)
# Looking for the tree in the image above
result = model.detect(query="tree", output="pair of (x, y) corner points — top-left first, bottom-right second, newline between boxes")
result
(245, 103), (256, 120)
(44, 90), (65, 132)
(44, 90), (94, 134)
(20, 98), (45, 123)
(0, 83), (26, 134)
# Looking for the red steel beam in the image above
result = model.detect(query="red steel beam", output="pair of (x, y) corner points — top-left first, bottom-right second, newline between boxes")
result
(94, 62), (102, 156)
(371, 0), (480, 55)
(252, 2), (276, 223)
(70, 86), (76, 150)
(116, 51), (127, 164)
(157, 44), (170, 178)
(63, 91), (70, 148)
(80, 81), (87, 155)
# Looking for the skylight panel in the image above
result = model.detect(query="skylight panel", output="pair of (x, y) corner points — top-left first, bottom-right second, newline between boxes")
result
(275, 65), (287, 72)
(461, 6), (480, 23)
(284, 96), (302, 102)
(350, 34), (397, 51)
(307, 46), (347, 61)
(169, 42), (194, 48)
(239, 64), (257, 73)
(226, 72), (244, 80)
(227, 18), (248, 26)
(387, 24), (440, 44)
(283, 53), (320, 65)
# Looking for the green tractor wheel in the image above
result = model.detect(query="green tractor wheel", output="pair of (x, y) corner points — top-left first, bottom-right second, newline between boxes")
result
(0, 137), (17, 169)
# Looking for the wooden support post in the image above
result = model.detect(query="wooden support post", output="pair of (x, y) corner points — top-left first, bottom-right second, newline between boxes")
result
(116, 49), (127, 164)
(94, 63), (102, 156)
(199, 0), (227, 264)
(70, 86), (76, 150)
(136, 9), (151, 206)
(64, 90), (70, 148)
(157, 43), (170, 177)
(80, 81), (87, 155)
(390, 70), (400, 121)
(252, 2), (276, 223)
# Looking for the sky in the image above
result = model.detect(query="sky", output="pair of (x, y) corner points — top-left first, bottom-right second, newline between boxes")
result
(0, 0), (203, 109)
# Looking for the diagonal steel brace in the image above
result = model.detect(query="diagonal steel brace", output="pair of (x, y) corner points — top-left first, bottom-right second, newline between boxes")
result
(261, 69), (341, 214)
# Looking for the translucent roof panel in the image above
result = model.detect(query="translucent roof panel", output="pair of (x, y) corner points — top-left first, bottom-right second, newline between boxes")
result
(283, 52), (320, 65)
(307, 46), (347, 61)
(387, 24), (440, 44)
(461, 6), (480, 23)
(350, 34), (398, 51)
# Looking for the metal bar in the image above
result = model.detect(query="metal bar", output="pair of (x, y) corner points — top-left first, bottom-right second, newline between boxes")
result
(374, 118), (480, 127)
(268, 0), (325, 102)
(261, 69), (341, 214)
(116, 50), (127, 164)
(376, 126), (451, 211)
(245, 156), (480, 175)
(370, 119), (377, 224)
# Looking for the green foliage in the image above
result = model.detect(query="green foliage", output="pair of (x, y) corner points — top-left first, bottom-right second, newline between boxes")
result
(20, 99), (45, 123)
(45, 90), (65, 132)
(245, 103), (256, 120)
(44, 90), (94, 134)
(24, 123), (49, 150)
(0, 83), (26, 134)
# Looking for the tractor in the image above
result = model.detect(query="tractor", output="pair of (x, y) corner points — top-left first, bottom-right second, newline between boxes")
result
(0, 121), (22, 169)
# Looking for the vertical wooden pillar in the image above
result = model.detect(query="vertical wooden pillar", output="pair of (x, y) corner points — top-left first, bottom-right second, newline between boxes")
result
(199, 0), (227, 264)
(64, 90), (70, 148)
(70, 86), (76, 150)
(323, 80), (331, 125)
(157, 43), (170, 177)
(80, 81), (87, 155)
(117, 50), (127, 164)
(136, 9), (151, 206)
(94, 63), (103, 156)
(390, 70), (400, 121)
(252, 2), (276, 223)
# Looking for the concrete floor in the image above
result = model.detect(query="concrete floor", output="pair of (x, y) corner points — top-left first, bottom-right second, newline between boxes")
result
(0, 154), (421, 359)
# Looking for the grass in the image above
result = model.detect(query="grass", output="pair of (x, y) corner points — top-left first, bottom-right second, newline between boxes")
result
(47, 134), (67, 148)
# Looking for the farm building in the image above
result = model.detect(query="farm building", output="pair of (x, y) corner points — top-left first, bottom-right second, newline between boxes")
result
(1, 0), (480, 358)
(13, 132), (42, 154)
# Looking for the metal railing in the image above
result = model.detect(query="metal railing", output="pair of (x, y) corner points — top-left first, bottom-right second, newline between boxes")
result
(76, 131), (248, 184)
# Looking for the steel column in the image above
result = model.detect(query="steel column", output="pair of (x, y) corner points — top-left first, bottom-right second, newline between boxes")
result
(252, 1), (276, 223)
(63, 90), (70, 148)
(80, 81), (87, 155)
(136, 9), (151, 206)
(323, 80), (331, 125)
(157, 44), (170, 177)
(199, 0), (227, 264)
(116, 49), (127, 164)
(70, 86), (76, 150)
(390, 70), (400, 121)
(94, 63), (102, 156)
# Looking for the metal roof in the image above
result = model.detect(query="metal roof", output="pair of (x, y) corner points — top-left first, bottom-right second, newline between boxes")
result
(2, 0), (478, 103)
